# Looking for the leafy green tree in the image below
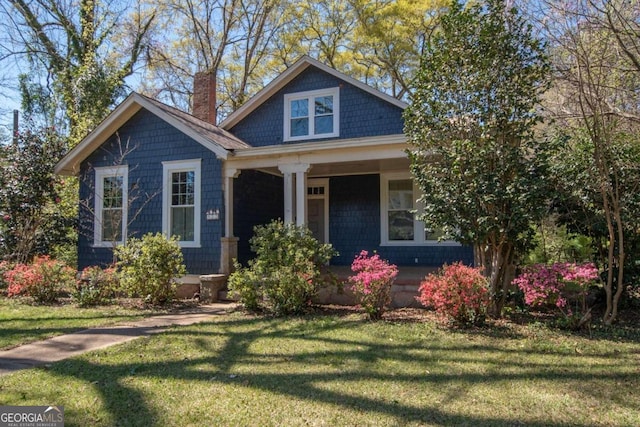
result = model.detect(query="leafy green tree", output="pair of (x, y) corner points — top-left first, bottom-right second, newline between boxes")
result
(404, 0), (551, 315)
(0, 126), (74, 263)
(3, 0), (155, 144)
(533, 0), (640, 324)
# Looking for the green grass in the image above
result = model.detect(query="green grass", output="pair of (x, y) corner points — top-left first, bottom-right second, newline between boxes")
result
(0, 298), (165, 350)
(1, 310), (639, 426)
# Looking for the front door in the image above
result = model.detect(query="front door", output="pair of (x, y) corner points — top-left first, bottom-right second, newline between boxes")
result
(307, 179), (329, 244)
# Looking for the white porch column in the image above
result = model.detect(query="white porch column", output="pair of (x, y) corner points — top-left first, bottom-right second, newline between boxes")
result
(295, 170), (307, 226)
(221, 167), (240, 275)
(278, 163), (310, 225)
(223, 168), (240, 237)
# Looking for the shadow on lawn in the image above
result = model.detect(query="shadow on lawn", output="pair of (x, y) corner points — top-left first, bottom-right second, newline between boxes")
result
(45, 315), (638, 427)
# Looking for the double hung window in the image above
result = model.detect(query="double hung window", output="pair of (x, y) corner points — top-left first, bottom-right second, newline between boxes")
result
(284, 88), (339, 141)
(163, 160), (201, 247)
(94, 166), (128, 246)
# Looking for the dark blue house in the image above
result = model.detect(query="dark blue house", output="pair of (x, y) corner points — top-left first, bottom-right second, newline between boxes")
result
(55, 56), (472, 299)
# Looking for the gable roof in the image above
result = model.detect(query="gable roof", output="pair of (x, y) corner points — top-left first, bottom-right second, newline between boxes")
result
(55, 92), (250, 176)
(219, 55), (409, 130)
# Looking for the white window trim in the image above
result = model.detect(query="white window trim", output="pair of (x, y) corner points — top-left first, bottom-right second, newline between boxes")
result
(380, 172), (460, 247)
(284, 87), (340, 142)
(94, 166), (129, 247)
(162, 159), (201, 248)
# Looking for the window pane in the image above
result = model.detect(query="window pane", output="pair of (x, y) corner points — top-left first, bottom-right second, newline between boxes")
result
(103, 176), (123, 208)
(291, 118), (309, 137)
(314, 96), (333, 115)
(389, 211), (414, 240)
(171, 206), (194, 241)
(314, 115), (333, 134)
(426, 227), (446, 241)
(388, 179), (413, 209)
(102, 209), (122, 241)
(171, 171), (195, 206)
(291, 99), (308, 118)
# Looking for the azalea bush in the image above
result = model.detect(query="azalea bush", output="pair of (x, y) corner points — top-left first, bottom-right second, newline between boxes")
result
(3, 256), (75, 303)
(417, 263), (490, 326)
(228, 220), (336, 315)
(72, 265), (119, 307)
(115, 233), (186, 305)
(349, 250), (398, 320)
(513, 262), (599, 327)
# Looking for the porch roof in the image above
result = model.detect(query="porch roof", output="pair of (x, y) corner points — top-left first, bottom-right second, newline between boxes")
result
(225, 133), (411, 176)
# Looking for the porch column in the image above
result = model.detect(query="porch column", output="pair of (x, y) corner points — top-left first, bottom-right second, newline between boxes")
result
(278, 163), (310, 225)
(295, 170), (307, 227)
(221, 167), (240, 275)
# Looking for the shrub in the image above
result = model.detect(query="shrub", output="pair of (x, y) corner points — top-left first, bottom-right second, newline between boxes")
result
(513, 262), (599, 327)
(0, 260), (15, 291)
(227, 261), (262, 312)
(349, 250), (398, 320)
(3, 256), (75, 303)
(72, 266), (118, 307)
(228, 220), (336, 315)
(115, 233), (186, 305)
(417, 263), (490, 326)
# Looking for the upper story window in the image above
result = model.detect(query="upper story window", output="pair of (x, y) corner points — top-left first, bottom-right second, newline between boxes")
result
(380, 172), (459, 246)
(284, 88), (339, 142)
(94, 166), (128, 247)
(162, 159), (201, 248)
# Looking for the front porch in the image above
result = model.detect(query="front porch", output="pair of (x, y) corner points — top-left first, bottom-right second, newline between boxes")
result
(316, 265), (439, 308)
(176, 266), (440, 309)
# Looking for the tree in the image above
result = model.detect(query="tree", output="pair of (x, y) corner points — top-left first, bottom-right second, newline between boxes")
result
(140, 0), (281, 118)
(0, 126), (72, 263)
(1, 0), (155, 143)
(404, 0), (551, 315)
(349, 0), (448, 99)
(533, 0), (640, 324)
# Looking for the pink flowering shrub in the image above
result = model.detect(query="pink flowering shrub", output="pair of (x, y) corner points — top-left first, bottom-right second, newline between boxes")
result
(416, 263), (490, 326)
(513, 262), (599, 323)
(349, 251), (398, 320)
(3, 256), (75, 303)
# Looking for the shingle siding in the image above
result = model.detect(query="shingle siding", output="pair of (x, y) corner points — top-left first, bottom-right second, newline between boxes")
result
(229, 66), (405, 147)
(328, 175), (474, 267)
(234, 170), (284, 264)
(77, 109), (223, 274)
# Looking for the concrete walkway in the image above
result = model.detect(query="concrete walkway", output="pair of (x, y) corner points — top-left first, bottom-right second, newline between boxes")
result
(0, 303), (236, 376)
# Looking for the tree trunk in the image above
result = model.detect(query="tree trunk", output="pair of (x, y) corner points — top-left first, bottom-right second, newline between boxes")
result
(476, 241), (515, 318)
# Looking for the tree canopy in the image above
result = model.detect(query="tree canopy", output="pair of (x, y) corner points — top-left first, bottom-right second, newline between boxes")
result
(404, 0), (551, 314)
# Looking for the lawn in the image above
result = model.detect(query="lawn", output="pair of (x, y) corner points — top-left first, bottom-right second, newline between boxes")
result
(0, 308), (638, 426)
(0, 298), (167, 350)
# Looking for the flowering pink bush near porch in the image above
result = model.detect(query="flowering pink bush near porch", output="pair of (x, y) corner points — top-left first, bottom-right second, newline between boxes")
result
(349, 250), (398, 320)
(417, 263), (490, 326)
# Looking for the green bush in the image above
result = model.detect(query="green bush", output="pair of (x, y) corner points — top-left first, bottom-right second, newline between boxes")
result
(72, 266), (118, 307)
(115, 233), (186, 305)
(228, 220), (336, 315)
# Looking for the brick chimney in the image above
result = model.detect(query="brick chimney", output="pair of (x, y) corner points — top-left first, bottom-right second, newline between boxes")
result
(193, 71), (217, 125)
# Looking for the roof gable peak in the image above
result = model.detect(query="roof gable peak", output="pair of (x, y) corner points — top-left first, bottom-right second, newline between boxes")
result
(219, 56), (408, 130)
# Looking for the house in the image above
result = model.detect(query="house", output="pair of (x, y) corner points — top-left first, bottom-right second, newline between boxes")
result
(55, 56), (473, 303)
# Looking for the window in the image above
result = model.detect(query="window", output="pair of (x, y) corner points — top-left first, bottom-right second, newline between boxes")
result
(380, 173), (458, 246)
(94, 166), (128, 247)
(163, 160), (201, 247)
(284, 88), (339, 141)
